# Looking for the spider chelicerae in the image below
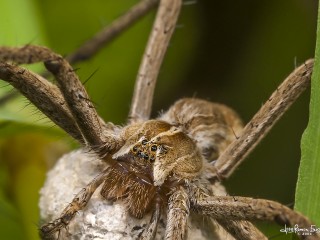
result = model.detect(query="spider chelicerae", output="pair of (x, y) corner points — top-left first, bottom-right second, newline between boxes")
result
(0, 0), (318, 239)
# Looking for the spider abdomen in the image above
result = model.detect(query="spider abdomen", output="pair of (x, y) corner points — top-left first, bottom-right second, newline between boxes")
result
(160, 98), (243, 162)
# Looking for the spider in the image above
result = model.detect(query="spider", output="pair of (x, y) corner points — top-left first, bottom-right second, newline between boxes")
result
(0, 0), (318, 239)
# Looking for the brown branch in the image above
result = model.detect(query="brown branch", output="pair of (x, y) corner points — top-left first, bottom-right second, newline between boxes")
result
(213, 59), (314, 180)
(129, 0), (182, 122)
(66, 0), (159, 64)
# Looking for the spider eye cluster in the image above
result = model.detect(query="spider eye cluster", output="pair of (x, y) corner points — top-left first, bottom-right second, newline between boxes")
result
(131, 138), (160, 163)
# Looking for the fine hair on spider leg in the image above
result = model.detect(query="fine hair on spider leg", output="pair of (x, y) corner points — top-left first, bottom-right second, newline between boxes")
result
(0, 0), (319, 240)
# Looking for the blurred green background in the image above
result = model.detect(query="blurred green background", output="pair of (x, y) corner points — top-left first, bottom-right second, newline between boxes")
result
(0, 0), (318, 239)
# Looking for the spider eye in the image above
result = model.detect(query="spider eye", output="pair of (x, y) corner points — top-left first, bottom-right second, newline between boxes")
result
(143, 153), (149, 160)
(132, 146), (138, 152)
(151, 145), (157, 151)
(142, 139), (148, 145)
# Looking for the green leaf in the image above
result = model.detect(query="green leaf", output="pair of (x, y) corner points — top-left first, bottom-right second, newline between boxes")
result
(0, 1), (50, 240)
(0, 0), (51, 129)
(0, 0), (46, 45)
(294, 2), (320, 226)
(0, 160), (25, 240)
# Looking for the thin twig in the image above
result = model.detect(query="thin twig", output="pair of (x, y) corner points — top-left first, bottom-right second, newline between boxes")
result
(129, 0), (182, 122)
(66, 0), (159, 64)
(213, 59), (314, 180)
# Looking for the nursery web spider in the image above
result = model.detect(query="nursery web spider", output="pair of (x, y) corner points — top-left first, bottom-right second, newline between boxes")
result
(0, 0), (318, 239)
